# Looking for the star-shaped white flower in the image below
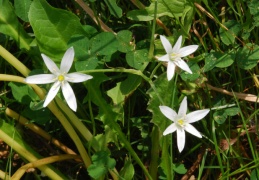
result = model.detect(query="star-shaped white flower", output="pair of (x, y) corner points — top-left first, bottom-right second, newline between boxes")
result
(25, 47), (93, 111)
(159, 35), (198, 81)
(159, 97), (209, 152)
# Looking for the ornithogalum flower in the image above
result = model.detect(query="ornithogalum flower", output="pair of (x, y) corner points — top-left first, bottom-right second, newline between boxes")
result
(25, 47), (93, 111)
(158, 35), (198, 81)
(159, 97), (209, 152)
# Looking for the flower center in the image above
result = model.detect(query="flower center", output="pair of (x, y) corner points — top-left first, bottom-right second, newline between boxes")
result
(170, 52), (179, 61)
(177, 119), (185, 127)
(58, 75), (65, 82)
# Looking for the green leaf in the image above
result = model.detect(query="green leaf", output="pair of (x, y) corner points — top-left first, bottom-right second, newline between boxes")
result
(116, 30), (134, 53)
(119, 158), (135, 179)
(219, 20), (241, 45)
(22, 107), (51, 125)
(250, 169), (259, 180)
(180, 61), (200, 81)
(0, 0), (32, 50)
(127, 0), (185, 21)
(126, 49), (148, 70)
(213, 110), (228, 124)
(225, 107), (239, 116)
(236, 43), (259, 70)
(8, 82), (38, 104)
(90, 32), (118, 55)
(248, 0), (259, 27)
(204, 51), (235, 72)
(104, 0), (122, 18)
(28, 0), (85, 60)
(172, 163), (187, 174)
(88, 151), (116, 179)
(14, 0), (32, 22)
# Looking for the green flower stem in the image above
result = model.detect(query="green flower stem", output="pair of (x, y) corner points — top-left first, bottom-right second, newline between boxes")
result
(0, 74), (92, 169)
(148, 0), (157, 60)
(0, 45), (30, 77)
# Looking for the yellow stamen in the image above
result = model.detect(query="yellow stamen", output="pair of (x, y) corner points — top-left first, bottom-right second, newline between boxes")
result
(58, 75), (65, 81)
(177, 119), (184, 126)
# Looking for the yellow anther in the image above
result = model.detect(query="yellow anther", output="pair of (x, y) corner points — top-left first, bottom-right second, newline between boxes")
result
(58, 75), (65, 81)
(177, 119), (185, 126)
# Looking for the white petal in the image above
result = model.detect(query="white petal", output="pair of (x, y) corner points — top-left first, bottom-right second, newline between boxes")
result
(66, 73), (93, 83)
(186, 109), (210, 123)
(167, 61), (175, 81)
(61, 81), (77, 111)
(172, 36), (182, 53)
(41, 54), (60, 75)
(159, 106), (177, 121)
(177, 129), (185, 152)
(60, 47), (74, 73)
(184, 124), (202, 138)
(175, 59), (192, 74)
(43, 81), (61, 107)
(25, 74), (56, 84)
(178, 45), (198, 57)
(163, 123), (177, 136)
(158, 54), (170, 62)
(178, 96), (187, 116)
(160, 35), (173, 54)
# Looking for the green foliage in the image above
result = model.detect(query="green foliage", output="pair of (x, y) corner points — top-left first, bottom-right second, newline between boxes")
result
(204, 51), (235, 72)
(104, 0), (122, 18)
(14, 0), (32, 22)
(0, 0), (32, 50)
(1, 0), (259, 179)
(127, 0), (186, 21)
(28, 0), (85, 59)
(8, 82), (38, 104)
(87, 151), (116, 179)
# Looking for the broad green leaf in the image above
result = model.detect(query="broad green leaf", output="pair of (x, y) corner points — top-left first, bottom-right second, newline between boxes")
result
(14, 0), (32, 22)
(104, 0), (122, 18)
(0, 0), (32, 50)
(68, 34), (99, 71)
(126, 49), (148, 70)
(89, 32), (118, 56)
(204, 51), (235, 72)
(88, 151), (116, 179)
(28, 0), (85, 60)
(236, 43), (259, 70)
(8, 82), (38, 104)
(219, 20), (241, 45)
(116, 30), (134, 53)
(127, 0), (185, 21)
(68, 35), (90, 61)
(119, 158), (135, 179)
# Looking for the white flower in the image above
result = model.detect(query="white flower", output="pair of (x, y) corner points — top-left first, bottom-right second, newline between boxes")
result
(159, 97), (209, 152)
(158, 35), (198, 81)
(25, 47), (93, 111)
